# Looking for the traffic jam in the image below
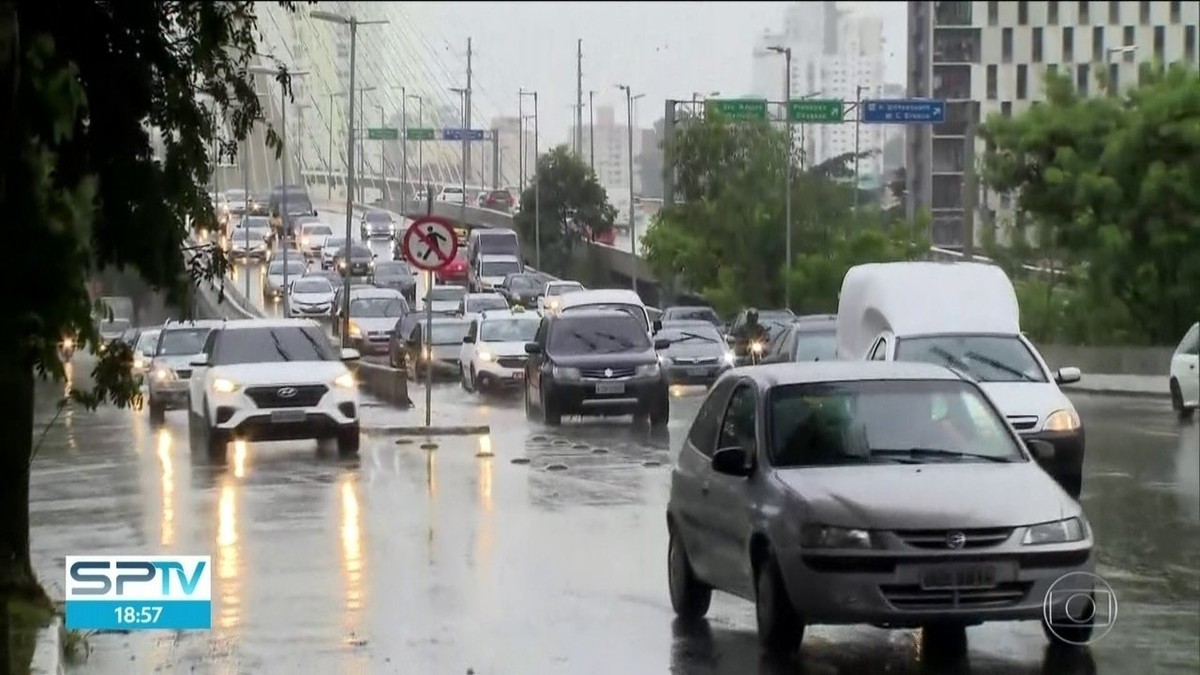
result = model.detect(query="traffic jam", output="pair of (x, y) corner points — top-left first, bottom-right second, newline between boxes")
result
(47, 184), (1198, 672)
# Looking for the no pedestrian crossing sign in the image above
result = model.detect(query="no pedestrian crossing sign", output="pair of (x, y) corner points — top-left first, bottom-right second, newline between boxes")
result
(401, 216), (460, 272)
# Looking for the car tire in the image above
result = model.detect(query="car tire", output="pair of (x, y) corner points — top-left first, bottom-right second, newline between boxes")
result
(460, 364), (473, 392)
(1041, 591), (1096, 646)
(755, 554), (804, 655)
(1170, 378), (1195, 421)
(337, 425), (361, 457)
(148, 399), (166, 427)
(470, 365), (481, 393)
(649, 389), (670, 428)
(668, 527), (711, 620)
(541, 388), (562, 426)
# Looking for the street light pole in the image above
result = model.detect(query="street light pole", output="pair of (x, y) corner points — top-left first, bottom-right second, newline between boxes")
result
(588, 90), (596, 174)
(451, 87), (469, 225)
(853, 84), (864, 212)
(617, 84), (639, 292)
(407, 94), (423, 193)
(519, 89), (540, 268)
(326, 92), (338, 201)
(769, 45), (793, 309)
(401, 87), (408, 208)
(311, 9), (388, 346)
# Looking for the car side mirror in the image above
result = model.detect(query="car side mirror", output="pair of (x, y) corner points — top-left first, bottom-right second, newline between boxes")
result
(653, 338), (671, 351)
(463, 335), (475, 344)
(340, 348), (361, 362)
(1026, 439), (1056, 463)
(652, 319), (663, 333)
(524, 342), (542, 355)
(189, 354), (209, 367)
(1054, 366), (1081, 385)
(711, 447), (752, 477)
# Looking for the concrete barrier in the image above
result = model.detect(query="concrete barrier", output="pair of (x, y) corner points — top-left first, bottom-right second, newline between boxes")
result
(354, 360), (412, 408)
(1039, 344), (1176, 377)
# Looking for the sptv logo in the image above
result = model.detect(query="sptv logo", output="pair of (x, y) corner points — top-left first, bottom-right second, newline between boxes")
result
(65, 555), (211, 631)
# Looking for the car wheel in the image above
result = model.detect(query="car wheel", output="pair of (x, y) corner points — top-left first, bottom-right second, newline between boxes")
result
(668, 527), (711, 620)
(337, 425), (361, 457)
(523, 383), (536, 420)
(1170, 379), (1195, 421)
(541, 388), (562, 426)
(470, 365), (481, 393)
(460, 364), (473, 392)
(148, 398), (166, 427)
(755, 553), (804, 655)
(1042, 591), (1096, 646)
(649, 389), (670, 428)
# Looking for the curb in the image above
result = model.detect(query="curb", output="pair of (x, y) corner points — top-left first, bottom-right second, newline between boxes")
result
(377, 425), (491, 436)
(1063, 386), (1170, 400)
(29, 615), (65, 675)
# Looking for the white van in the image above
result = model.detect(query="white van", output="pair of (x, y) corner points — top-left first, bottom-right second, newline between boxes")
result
(835, 261), (1086, 497)
(466, 228), (521, 265)
(557, 289), (660, 335)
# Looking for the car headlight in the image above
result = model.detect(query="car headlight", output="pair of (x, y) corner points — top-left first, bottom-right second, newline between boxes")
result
(133, 356), (145, 371)
(212, 377), (240, 393)
(750, 341), (765, 354)
(1044, 408), (1081, 432)
(421, 346), (431, 360)
(153, 367), (174, 382)
(636, 363), (660, 377)
(348, 322), (362, 339)
(333, 371), (356, 389)
(552, 365), (580, 379)
(338, 261), (347, 269)
(1022, 517), (1086, 545)
(369, 260), (375, 268)
(547, 298), (560, 310)
(799, 525), (874, 550)
(723, 351), (736, 365)
(61, 337), (74, 350)
(301, 236), (309, 246)
(477, 351), (494, 362)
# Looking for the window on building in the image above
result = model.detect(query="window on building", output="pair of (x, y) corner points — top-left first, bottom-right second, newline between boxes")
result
(986, 65), (998, 99)
(1063, 26), (1075, 61)
(1002, 28), (1014, 63)
(933, 65), (972, 99)
(933, 138), (966, 173)
(1049, 1), (1060, 25)
(1123, 26), (1136, 61)
(1046, 63), (1059, 81)
(1018, 1), (1029, 25)
(1078, 0), (1090, 24)
(1032, 27), (1044, 62)
(1017, 65), (1029, 99)
(1187, 26), (1197, 63)
(1001, 101), (1012, 118)
(1108, 62), (1120, 91)
(934, 28), (982, 63)
(987, 1), (999, 25)
(1092, 26), (1105, 62)
(935, 1), (973, 25)
(1077, 63), (1090, 95)
(1170, 1), (1182, 23)
(1139, 1), (1151, 25)
(932, 175), (963, 210)
(1108, 1), (1120, 23)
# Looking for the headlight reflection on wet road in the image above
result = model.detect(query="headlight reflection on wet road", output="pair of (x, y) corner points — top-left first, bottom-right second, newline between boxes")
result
(156, 429), (174, 547)
(216, 477), (241, 632)
(340, 474), (365, 629)
(232, 440), (248, 479)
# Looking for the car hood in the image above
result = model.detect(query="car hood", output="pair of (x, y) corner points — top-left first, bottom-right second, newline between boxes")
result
(152, 354), (202, 371)
(480, 275), (508, 286)
(291, 292), (334, 305)
(478, 340), (529, 357)
(664, 342), (726, 360)
(304, 234), (331, 246)
(979, 381), (1075, 428)
(374, 275), (415, 289)
(429, 300), (460, 313)
(352, 317), (401, 333)
(209, 361), (350, 387)
(266, 274), (286, 287)
(551, 349), (658, 369)
(777, 462), (1076, 530)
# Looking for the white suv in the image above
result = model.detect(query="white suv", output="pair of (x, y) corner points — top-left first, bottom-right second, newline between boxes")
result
(186, 319), (362, 459)
(459, 308), (541, 393)
(147, 319), (224, 426)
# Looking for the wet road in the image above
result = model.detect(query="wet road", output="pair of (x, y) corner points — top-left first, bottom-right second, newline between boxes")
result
(28, 357), (1200, 673)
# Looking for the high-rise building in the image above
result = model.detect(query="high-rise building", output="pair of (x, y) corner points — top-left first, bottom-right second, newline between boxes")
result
(578, 104), (644, 202)
(907, 0), (1200, 249)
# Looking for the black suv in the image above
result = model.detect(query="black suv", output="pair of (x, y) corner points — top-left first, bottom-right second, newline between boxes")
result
(523, 310), (671, 426)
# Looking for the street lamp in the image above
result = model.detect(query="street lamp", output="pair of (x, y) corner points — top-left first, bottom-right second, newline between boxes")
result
(451, 87), (470, 224)
(768, 44), (793, 310)
(616, 84), (643, 292)
(310, 9), (388, 346)
(250, 64), (308, 317)
(519, 89), (540, 269)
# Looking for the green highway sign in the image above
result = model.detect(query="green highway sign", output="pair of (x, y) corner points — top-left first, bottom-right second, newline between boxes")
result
(788, 99), (845, 123)
(405, 127), (436, 141)
(705, 98), (768, 122)
(367, 127), (399, 141)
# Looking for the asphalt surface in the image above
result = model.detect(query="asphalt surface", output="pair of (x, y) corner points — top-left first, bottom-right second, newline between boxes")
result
(27, 349), (1200, 674)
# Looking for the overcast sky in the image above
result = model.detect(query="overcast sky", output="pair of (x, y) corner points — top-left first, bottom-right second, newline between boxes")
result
(407, 1), (908, 144)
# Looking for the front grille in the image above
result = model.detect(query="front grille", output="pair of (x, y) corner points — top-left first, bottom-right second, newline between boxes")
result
(671, 356), (719, 365)
(881, 582), (1032, 610)
(894, 527), (1013, 550)
(497, 357), (526, 369)
(176, 369), (192, 380)
(245, 384), (328, 408)
(581, 366), (636, 379)
(1007, 415), (1039, 431)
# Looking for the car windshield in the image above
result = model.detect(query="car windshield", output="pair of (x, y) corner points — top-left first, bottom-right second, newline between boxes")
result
(346, 245), (372, 258)
(135, 331), (160, 356)
(562, 303), (648, 331)
(268, 260), (306, 275)
(480, 260), (522, 277)
(100, 319), (132, 334)
(302, 224), (333, 236)
(351, 297), (407, 317)
(794, 330), (838, 361)
(769, 379), (1024, 467)
(478, 235), (520, 256)
(428, 322), (469, 345)
(429, 287), (466, 302)
(374, 262), (409, 276)
(443, 188), (463, 195)
(659, 325), (723, 346)
(547, 283), (584, 296)
(550, 316), (651, 355)
(896, 335), (1047, 383)
(665, 307), (720, 324)
(293, 279), (332, 294)
(480, 318), (540, 342)
(226, 190), (246, 201)
(366, 211), (392, 223)
(507, 275), (541, 291)
(212, 326), (334, 365)
(466, 296), (510, 313)
(157, 328), (211, 356)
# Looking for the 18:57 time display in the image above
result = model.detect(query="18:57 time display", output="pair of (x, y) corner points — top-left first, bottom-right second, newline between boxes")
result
(114, 606), (163, 624)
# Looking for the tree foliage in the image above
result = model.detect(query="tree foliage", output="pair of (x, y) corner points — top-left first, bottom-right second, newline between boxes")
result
(1, 0), (296, 603)
(980, 63), (1200, 344)
(641, 114), (920, 316)
(514, 145), (616, 277)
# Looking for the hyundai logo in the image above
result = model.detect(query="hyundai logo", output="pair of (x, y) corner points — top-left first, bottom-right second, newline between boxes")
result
(276, 387), (298, 399)
(946, 531), (967, 550)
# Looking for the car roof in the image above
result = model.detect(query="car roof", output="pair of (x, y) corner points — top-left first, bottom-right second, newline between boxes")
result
(351, 288), (404, 299)
(792, 316), (837, 332)
(216, 318), (323, 331)
(558, 289), (642, 307)
(549, 309), (643, 322)
(478, 253), (520, 261)
(660, 320), (719, 330)
(162, 319), (224, 330)
(725, 361), (963, 389)
(429, 284), (466, 292)
(471, 227), (516, 236)
(480, 308), (538, 320)
(465, 292), (506, 299)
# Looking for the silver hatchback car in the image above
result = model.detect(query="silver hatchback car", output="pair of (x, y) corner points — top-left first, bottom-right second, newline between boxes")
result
(666, 361), (1097, 655)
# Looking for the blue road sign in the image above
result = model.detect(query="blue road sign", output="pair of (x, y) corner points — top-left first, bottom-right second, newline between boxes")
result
(861, 99), (946, 124)
(441, 128), (486, 141)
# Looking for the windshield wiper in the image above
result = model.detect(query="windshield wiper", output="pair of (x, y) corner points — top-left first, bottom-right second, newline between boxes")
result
(928, 345), (979, 379)
(672, 331), (718, 344)
(268, 330), (294, 361)
(295, 329), (330, 360)
(592, 331), (637, 353)
(567, 330), (600, 352)
(872, 447), (1014, 463)
(963, 351), (1036, 382)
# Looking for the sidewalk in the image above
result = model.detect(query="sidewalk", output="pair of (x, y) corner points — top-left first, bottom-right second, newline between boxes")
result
(1062, 374), (1168, 399)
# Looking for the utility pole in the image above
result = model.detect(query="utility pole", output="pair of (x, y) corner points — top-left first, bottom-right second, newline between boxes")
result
(576, 39), (584, 158)
(517, 90), (524, 194)
(401, 87), (408, 210)
(409, 93), (424, 192)
(853, 84), (863, 212)
(451, 87), (468, 224)
(326, 93), (337, 201)
(491, 129), (500, 188)
(534, 92), (540, 269)
(588, 90), (596, 174)
(617, 84), (638, 292)
(962, 102), (980, 260)
(465, 37), (473, 191)
(769, 45), (793, 309)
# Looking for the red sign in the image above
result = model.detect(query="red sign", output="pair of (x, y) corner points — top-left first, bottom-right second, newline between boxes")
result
(401, 216), (460, 272)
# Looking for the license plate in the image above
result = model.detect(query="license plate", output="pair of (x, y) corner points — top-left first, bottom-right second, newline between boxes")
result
(595, 382), (625, 395)
(686, 367), (708, 377)
(270, 410), (306, 424)
(920, 565), (997, 591)
(511, 371), (524, 380)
